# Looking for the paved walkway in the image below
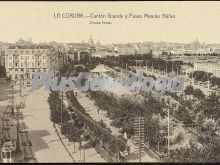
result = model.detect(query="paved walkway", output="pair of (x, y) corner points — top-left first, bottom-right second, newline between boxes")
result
(54, 124), (106, 163)
(76, 91), (121, 136)
(76, 91), (157, 162)
(21, 87), (73, 162)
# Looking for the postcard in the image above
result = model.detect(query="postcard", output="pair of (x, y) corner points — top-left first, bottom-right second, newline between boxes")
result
(0, 1), (219, 163)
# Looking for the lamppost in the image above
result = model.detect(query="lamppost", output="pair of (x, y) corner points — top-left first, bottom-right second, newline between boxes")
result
(146, 61), (147, 71)
(152, 62), (154, 73)
(60, 91), (63, 130)
(10, 80), (15, 116)
(167, 97), (170, 159)
(79, 134), (85, 162)
(207, 72), (210, 95)
(15, 120), (21, 153)
(171, 59), (174, 73)
(165, 60), (168, 77)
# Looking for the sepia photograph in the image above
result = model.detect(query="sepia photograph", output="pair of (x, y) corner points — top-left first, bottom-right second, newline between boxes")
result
(0, 1), (220, 163)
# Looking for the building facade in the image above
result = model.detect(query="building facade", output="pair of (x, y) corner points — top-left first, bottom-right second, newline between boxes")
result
(152, 50), (163, 58)
(115, 44), (136, 55)
(0, 51), (5, 66)
(0, 42), (8, 66)
(5, 48), (49, 81)
(136, 45), (151, 55)
(67, 48), (91, 64)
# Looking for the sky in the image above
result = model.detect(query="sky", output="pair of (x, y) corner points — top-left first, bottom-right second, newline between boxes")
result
(0, 1), (220, 44)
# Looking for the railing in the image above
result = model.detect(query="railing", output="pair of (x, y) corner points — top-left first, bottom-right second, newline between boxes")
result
(68, 104), (128, 151)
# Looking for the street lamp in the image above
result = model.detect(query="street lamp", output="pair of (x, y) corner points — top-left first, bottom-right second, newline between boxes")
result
(79, 134), (85, 162)
(207, 72), (210, 95)
(10, 81), (15, 116)
(14, 106), (22, 154)
(166, 97), (170, 159)
(60, 91), (63, 130)
(15, 120), (22, 153)
(165, 60), (168, 77)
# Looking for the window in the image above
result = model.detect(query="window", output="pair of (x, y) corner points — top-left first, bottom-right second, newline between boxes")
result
(32, 50), (34, 54)
(21, 56), (23, 60)
(26, 50), (29, 54)
(38, 62), (40, 66)
(32, 63), (34, 67)
(21, 62), (23, 67)
(21, 50), (23, 54)
(15, 63), (18, 67)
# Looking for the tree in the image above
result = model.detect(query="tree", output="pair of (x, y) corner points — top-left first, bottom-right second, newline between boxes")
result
(202, 118), (217, 133)
(195, 111), (205, 126)
(184, 85), (194, 97)
(48, 91), (70, 124)
(170, 138), (220, 162)
(145, 116), (164, 145)
(142, 95), (163, 116)
(0, 65), (6, 78)
(196, 93), (220, 120)
(61, 121), (72, 136)
(193, 88), (205, 99)
(174, 105), (191, 122)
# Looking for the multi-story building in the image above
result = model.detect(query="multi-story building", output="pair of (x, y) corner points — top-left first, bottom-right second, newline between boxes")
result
(170, 49), (184, 56)
(47, 46), (67, 72)
(5, 48), (49, 81)
(115, 44), (136, 55)
(92, 49), (115, 58)
(194, 62), (220, 77)
(152, 50), (163, 58)
(0, 42), (8, 66)
(67, 48), (91, 63)
(214, 48), (220, 54)
(133, 44), (151, 55)
(0, 51), (5, 66)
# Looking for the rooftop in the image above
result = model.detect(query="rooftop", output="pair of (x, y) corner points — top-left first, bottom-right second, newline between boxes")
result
(7, 45), (51, 49)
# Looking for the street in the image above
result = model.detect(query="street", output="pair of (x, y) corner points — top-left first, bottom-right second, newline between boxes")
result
(19, 86), (73, 162)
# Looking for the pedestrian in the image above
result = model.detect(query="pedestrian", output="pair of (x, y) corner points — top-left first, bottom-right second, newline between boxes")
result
(98, 108), (100, 114)
(127, 146), (130, 156)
